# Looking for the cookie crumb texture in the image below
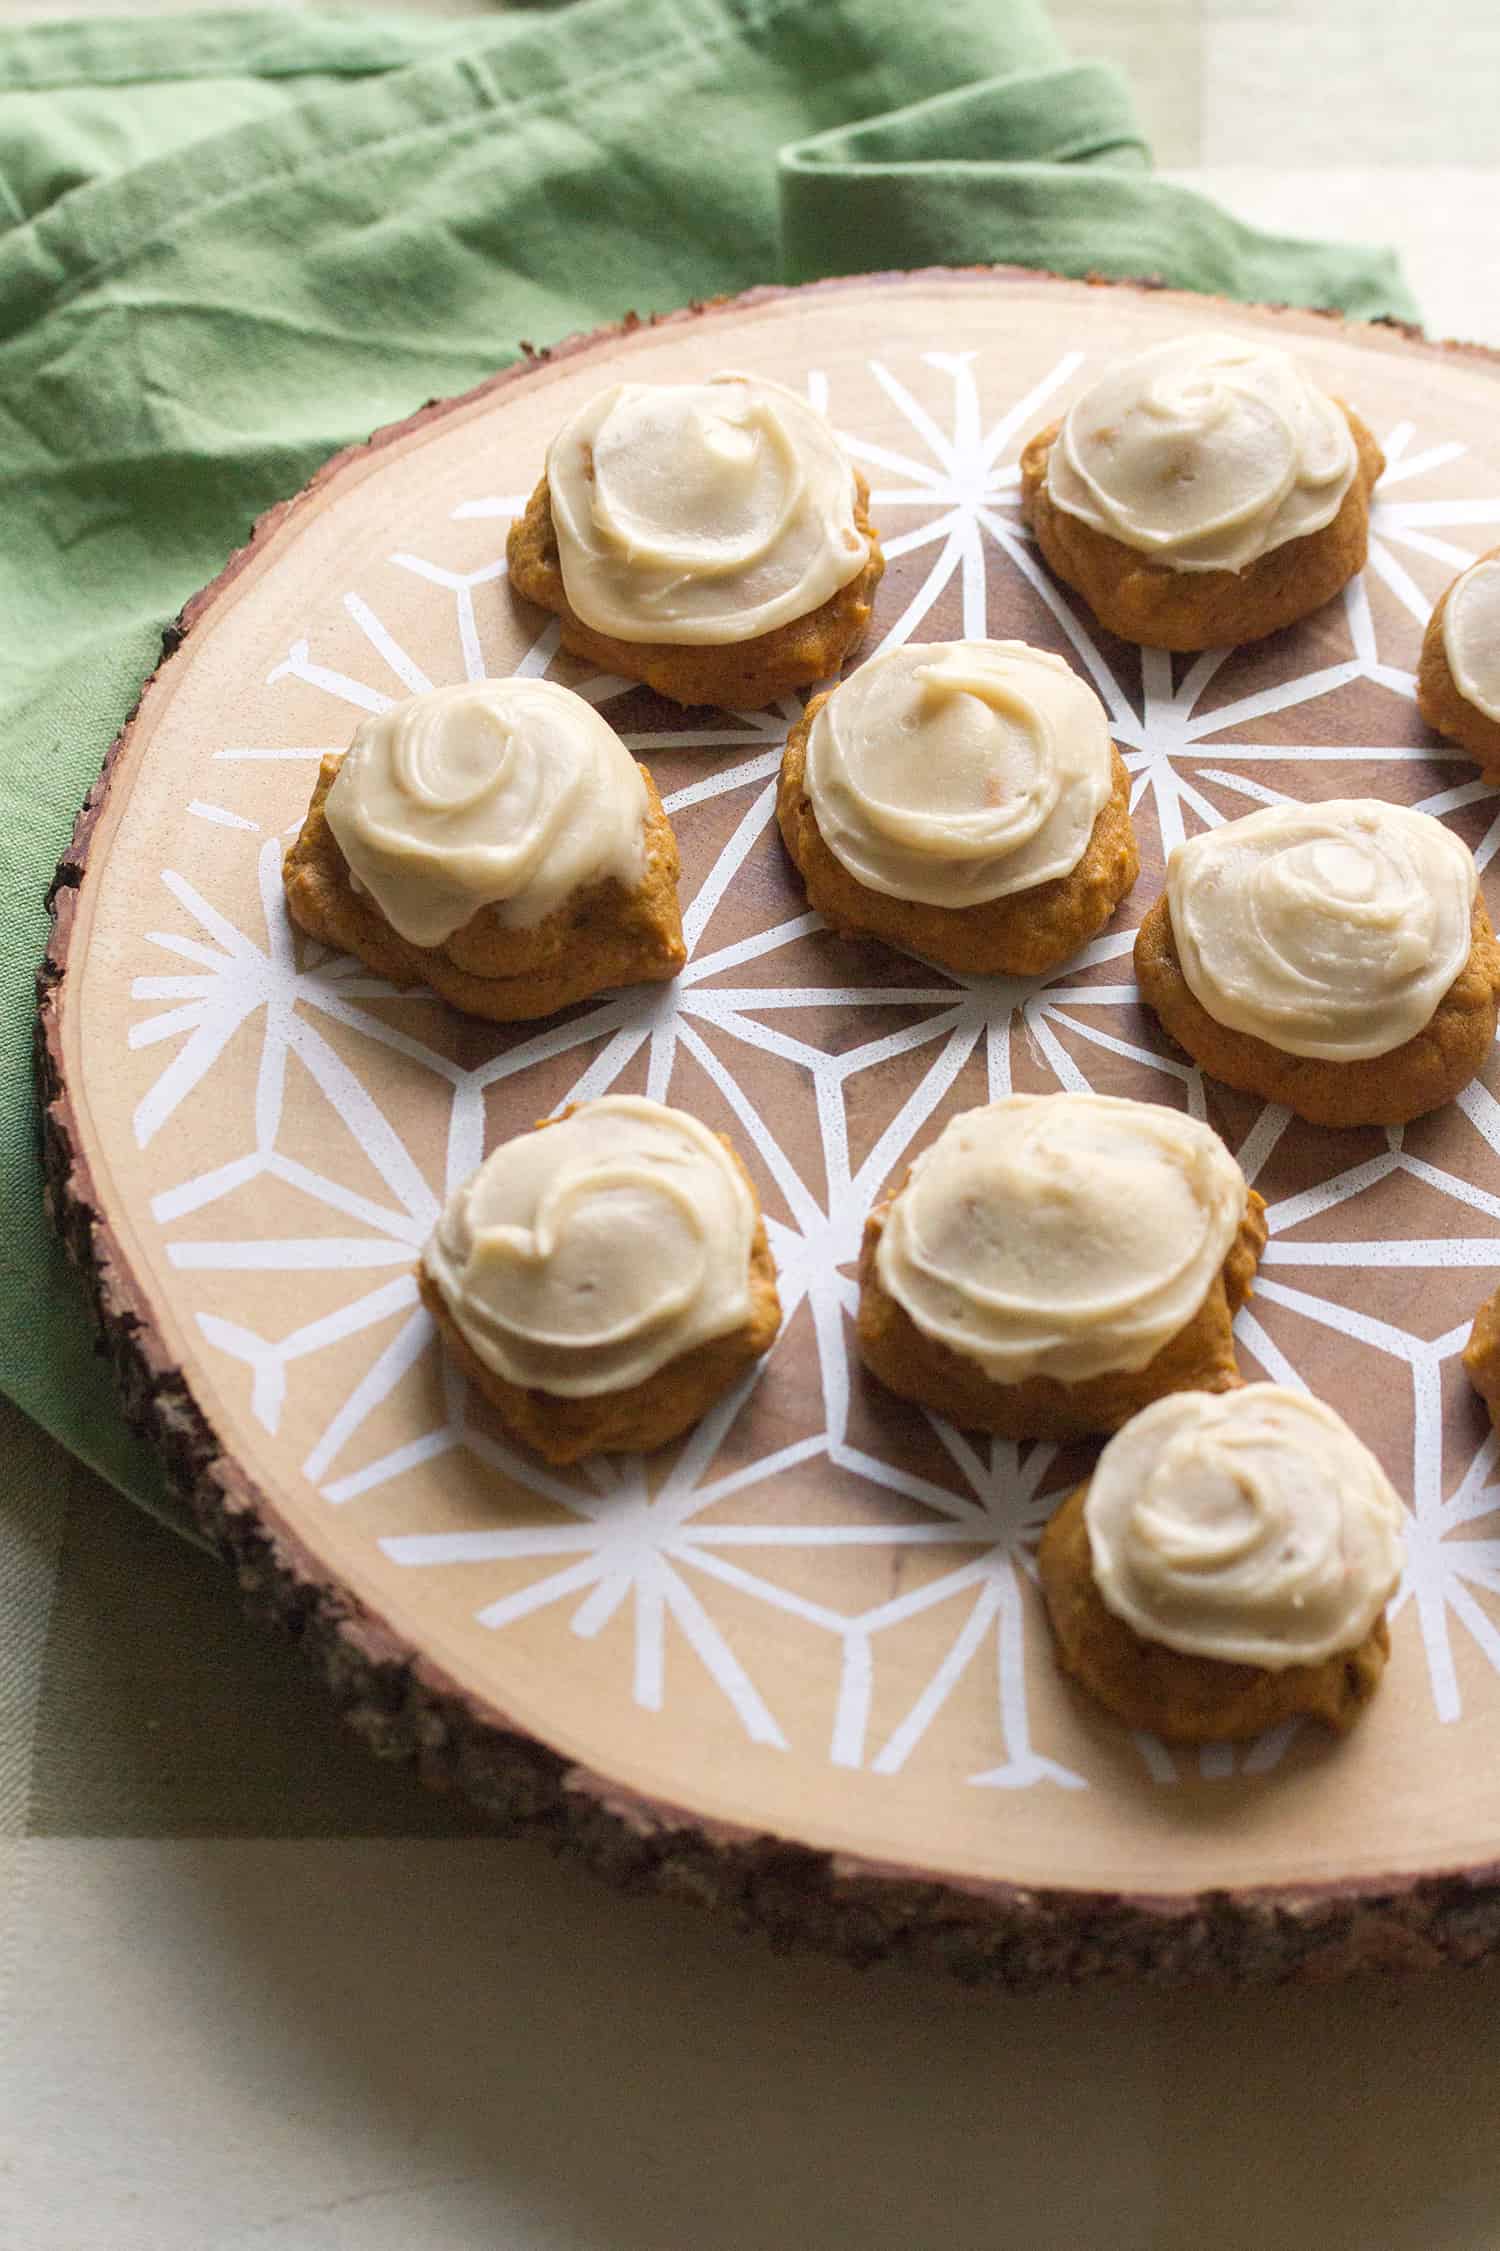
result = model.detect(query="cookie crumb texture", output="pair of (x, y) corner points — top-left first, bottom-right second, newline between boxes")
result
(1037, 1482), (1390, 1741)
(855, 1190), (1267, 1441)
(506, 472), (884, 708)
(420, 1223), (781, 1465)
(1134, 894), (1500, 1127)
(1418, 561), (1500, 779)
(1019, 406), (1384, 651)
(282, 752), (685, 1020)
(777, 720), (1139, 976)
(1464, 1287), (1500, 1428)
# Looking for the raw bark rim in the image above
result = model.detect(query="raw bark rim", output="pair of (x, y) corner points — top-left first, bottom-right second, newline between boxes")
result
(34, 265), (1500, 1988)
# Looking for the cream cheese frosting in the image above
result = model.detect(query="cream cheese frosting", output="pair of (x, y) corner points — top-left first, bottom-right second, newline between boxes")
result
(422, 1097), (758, 1397)
(802, 640), (1113, 906)
(1166, 798), (1476, 1062)
(324, 678), (649, 947)
(1046, 332), (1357, 574)
(1085, 1385), (1405, 1668)
(546, 372), (869, 646)
(1443, 552), (1500, 724)
(874, 1094), (1247, 1384)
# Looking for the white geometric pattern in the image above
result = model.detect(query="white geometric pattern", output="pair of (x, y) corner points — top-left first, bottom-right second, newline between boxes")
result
(127, 349), (1500, 1791)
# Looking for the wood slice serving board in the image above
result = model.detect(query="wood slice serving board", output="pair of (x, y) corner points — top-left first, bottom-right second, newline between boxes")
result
(37, 271), (1500, 1985)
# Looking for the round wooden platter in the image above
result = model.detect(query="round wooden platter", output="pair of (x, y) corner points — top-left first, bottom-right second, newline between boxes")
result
(37, 269), (1500, 1986)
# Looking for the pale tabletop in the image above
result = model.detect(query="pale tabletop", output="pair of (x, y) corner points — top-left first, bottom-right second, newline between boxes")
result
(4, 6), (1500, 2249)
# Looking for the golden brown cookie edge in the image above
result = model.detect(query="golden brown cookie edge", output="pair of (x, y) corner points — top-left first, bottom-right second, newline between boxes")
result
(854, 1182), (1266, 1441)
(418, 1118), (781, 1464)
(1463, 1287), (1500, 1429)
(1134, 890), (1500, 1128)
(775, 702), (1140, 977)
(1018, 406), (1384, 652)
(1036, 1480), (1392, 1742)
(282, 751), (685, 1022)
(1417, 549), (1500, 779)
(506, 470), (885, 708)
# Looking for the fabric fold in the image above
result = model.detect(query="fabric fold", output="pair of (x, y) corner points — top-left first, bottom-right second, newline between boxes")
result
(779, 63), (1411, 317)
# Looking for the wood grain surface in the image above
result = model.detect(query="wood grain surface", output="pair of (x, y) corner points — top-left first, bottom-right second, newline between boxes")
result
(37, 268), (1500, 1983)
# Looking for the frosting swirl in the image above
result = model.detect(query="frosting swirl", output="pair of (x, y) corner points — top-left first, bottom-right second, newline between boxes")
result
(803, 640), (1113, 906)
(547, 372), (870, 645)
(1443, 551), (1500, 724)
(1167, 798), (1476, 1062)
(875, 1094), (1247, 1383)
(423, 1098), (758, 1397)
(1086, 1385), (1405, 1668)
(324, 678), (648, 946)
(1047, 332), (1357, 573)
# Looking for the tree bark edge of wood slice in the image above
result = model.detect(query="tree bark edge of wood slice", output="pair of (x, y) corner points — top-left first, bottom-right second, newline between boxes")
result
(35, 266), (1500, 1987)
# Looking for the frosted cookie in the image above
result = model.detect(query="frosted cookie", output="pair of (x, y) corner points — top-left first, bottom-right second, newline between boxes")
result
(1037, 1386), (1404, 1741)
(856, 1093), (1266, 1441)
(1418, 546), (1500, 779)
(283, 678), (684, 1021)
(419, 1097), (781, 1463)
(506, 371), (883, 707)
(1134, 799), (1500, 1128)
(776, 640), (1139, 976)
(1019, 332), (1384, 651)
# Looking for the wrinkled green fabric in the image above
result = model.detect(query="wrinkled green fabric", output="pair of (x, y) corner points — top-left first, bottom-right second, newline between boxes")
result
(0, 0), (1417, 1538)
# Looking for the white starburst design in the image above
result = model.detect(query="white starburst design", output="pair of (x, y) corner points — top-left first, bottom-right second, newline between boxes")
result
(124, 348), (1500, 1795)
(1397, 1396), (1500, 1723)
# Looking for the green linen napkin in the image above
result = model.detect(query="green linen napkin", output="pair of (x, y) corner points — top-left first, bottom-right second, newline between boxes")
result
(0, 0), (1416, 1537)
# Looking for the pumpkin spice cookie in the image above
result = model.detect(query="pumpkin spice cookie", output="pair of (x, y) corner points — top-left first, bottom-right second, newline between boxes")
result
(419, 1097), (781, 1464)
(1418, 545), (1500, 779)
(283, 677), (684, 1022)
(857, 1093), (1266, 1442)
(1135, 799), (1500, 1128)
(506, 370), (883, 708)
(1019, 332), (1384, 651)
(1037, 1386), (1405, 1742)
(776, 640), (1138, 977)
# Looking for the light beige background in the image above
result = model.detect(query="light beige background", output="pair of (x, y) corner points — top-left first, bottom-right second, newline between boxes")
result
(5, 6), (1500, 2250)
